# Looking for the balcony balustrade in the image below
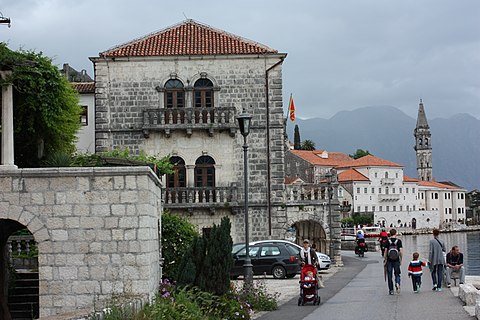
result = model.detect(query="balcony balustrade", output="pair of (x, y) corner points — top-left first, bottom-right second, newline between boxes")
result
(378, 194), (401, 201)
(164, 186), (238, 209)
(381, 178), (395, 185)
(143, 106), (237, 137)
(285, 183), (333, 203)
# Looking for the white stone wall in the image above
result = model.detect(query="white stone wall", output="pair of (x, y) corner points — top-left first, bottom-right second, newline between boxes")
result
(0, 167), (162, 317)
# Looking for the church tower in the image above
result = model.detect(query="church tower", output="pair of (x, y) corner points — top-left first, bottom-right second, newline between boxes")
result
(414, 99), (432, 181)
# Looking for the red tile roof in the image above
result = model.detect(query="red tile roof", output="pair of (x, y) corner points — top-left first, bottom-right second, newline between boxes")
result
(100, 20), (278, 57)
(290, 150), (352, 166)
(338, 169), (370, 182)
(71, 82), (95, 94)
(284, 176), (305, 185)
(338, 155), (403, 169)
(418, 180), (459, 190)
(403, 175), (418, 183)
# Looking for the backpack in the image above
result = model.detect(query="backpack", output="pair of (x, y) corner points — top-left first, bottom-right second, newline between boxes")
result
(387, 238), (399, 261)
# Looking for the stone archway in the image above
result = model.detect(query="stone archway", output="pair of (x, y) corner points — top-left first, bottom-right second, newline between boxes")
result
(294, 220), (327, 254)
(0, 219), (37, 320)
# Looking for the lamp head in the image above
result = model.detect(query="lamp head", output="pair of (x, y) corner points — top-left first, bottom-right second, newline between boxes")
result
(236, 107), (252, 137)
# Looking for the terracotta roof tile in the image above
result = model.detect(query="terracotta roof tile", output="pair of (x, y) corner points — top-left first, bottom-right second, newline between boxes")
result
(290, 150), (352, 166)
(337, 155), (403, 168)
(418, 180), (460, 190)
(403, 175), (418, 182)
(338, 169), (370, 182)
(71, 82), (95, 94)
(100, 20), (278, 57)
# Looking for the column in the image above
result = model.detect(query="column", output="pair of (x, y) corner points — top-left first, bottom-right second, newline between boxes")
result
(0, 70), (17, 169)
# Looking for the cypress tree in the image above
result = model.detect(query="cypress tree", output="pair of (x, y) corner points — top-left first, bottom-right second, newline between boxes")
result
(294, 124), (301, 150)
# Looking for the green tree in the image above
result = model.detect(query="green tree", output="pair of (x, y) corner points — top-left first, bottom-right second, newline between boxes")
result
(0, 43), (82, 167)
(301, 139), (316, 150)
(161, 211), (199, 280)
(201, 217), (233, 295)
(349, 149), (372, 159)
(294, 124), (301, 150)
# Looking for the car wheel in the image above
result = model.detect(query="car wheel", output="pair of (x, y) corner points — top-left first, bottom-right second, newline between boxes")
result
(272, 265), (286, 279)
(285, 273), (296, 279)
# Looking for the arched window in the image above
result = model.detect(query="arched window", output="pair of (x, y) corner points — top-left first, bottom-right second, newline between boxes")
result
(194, 78), (214, 108)
(164, 79), (185, 108)
(425, 138), (429, 146)
(385, 172), (389, 178)
(167, 156), (186, 188)
(195, 156), (215, 188)
(195, 156), (216, 202)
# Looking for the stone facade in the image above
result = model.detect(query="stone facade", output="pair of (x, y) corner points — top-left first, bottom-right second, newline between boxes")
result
(91, 53), (287, 242)
(0, 167), (162, 317)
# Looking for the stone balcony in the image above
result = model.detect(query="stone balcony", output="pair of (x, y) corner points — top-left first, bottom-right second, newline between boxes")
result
(378, 194), (401, 201)
(163, 186), (238, 209)
(381, 178), (395, 184)
(285, 183), (335, 204)
(142, 106), (237, 137)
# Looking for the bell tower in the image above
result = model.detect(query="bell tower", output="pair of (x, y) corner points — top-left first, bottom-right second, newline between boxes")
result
(414, 99), (432, 181)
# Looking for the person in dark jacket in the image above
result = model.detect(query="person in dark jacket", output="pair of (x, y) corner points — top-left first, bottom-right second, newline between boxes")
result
(300, 239), (318, 266)
(428, 228), (446, 291)
(446, 245), (465, 287)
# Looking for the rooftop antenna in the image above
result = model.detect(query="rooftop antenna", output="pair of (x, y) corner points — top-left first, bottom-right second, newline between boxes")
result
(0, 11), (11, 27)
(183, 12), (188, 20)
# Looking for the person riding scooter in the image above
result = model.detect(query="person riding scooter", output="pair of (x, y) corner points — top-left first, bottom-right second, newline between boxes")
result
(355, 230), (366, 257)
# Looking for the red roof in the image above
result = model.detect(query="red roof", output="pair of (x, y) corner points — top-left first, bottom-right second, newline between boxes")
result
(71, 82), (95, 94)
(418, 180), (459, 190)
(403, 175), (418, 183)
(338, 155), (403, 169)
(338, 169), (370, 182)
(290, 150), (352, 166)
(100, 20), (278, 57)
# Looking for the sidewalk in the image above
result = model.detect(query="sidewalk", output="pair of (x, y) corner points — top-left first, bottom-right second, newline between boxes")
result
(258, 250), (474, 320)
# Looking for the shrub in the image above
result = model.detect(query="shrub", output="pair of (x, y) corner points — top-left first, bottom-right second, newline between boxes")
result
(161, 212), (198, 280)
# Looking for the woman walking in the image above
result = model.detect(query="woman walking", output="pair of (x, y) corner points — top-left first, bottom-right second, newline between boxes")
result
(429, 228), (446, 291)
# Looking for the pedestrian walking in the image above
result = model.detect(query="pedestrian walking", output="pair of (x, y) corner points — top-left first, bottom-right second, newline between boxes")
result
(407, 252), (428, 293)
(429, 228), (446, 291)
(383, 228), (403, 295)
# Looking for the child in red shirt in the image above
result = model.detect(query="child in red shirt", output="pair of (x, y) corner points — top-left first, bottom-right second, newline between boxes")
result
(408, 252), (428, 293)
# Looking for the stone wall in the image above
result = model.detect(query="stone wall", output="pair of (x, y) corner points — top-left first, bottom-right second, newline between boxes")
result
(0, 167), (162, 317)
(93, 54), (286, 240)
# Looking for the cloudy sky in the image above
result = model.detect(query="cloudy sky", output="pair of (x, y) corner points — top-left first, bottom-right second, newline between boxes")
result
(2, 0), (479, 120)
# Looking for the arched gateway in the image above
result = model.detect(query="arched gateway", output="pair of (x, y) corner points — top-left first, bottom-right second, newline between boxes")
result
(0, 167), (163, 319)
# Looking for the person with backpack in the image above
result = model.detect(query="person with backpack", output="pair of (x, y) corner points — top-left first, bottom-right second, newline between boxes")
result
(378, 228), (389, 257)
(429, 228), (446, 291)
(384, 228), (403, 295)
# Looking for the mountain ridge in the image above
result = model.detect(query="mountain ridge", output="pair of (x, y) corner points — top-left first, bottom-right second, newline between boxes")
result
(287, 106), (480, 191)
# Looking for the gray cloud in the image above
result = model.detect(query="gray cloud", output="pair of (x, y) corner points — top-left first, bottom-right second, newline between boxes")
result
(2, 0), (479, 119)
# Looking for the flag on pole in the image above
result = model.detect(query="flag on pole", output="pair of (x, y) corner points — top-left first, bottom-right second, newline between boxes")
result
(288, 94), (295, 122)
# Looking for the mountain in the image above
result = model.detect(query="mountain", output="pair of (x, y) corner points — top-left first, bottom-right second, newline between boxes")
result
(286, 106), (480, 191)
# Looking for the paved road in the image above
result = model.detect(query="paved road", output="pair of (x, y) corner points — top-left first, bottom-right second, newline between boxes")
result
(258, 250), (474, 320)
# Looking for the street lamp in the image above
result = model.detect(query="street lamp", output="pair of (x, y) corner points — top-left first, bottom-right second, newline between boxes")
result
(325, 170), (334, 262)
(236, 107), (253, 286)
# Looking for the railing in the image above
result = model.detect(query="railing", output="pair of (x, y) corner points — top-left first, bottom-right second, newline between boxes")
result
(7, 235), (38, 268)
(164, 186), (238, 208)
(380, 178), (395, 185)
(143, 107), (237, 136)
(285, 184), (333, 202)
(378, 194), (401, 201)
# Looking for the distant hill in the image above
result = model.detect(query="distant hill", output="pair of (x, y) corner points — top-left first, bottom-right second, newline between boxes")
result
(286, 106), (480, 191)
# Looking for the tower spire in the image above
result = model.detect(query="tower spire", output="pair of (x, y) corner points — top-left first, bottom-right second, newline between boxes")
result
(414, 99), (432, 181)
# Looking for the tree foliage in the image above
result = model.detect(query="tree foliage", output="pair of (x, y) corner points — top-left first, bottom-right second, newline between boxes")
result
(293, 124), (301, 150)
(0, 43), (82, 167)
(349, 149), (372, 159)
(177, 217), (233, 296)
(161, 211), (199, 280)
(301, 139), (316, 151)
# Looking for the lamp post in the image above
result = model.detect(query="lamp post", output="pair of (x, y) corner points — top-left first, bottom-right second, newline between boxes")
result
(325, 170), (334, 261)
(236, 107), (253, 286)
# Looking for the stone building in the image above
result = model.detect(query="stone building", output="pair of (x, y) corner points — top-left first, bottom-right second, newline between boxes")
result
(89, 20), (341, 257)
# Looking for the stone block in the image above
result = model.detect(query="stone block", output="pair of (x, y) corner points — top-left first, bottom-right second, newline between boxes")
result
(51, 229), (68, 241)
(459, 283), (480, 306)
